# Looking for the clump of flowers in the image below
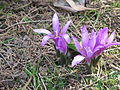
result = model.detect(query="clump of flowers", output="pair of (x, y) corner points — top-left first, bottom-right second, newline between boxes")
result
(71, 26), (120, 67)
(33, 13), (71, 54)
(33, 13), (120, 68)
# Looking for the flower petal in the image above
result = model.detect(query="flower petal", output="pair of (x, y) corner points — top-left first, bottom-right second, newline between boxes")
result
(81, 25), (89, 47)
(52, 13), (60, 35)
(54, 37), (59, 49)
(93, 45), (104, 57)
(63, 34), (70, 43)
(55, 37), (67, 54)
(84, 47), (93, 63)
(89, 29), (96, 50)
(41, 35), (51, 46)
(85, 58), (91, 64)
(106, 31), (115, 44)
(72, 36), (87, 56)
(93, 47), (105, 57)
(93, 42), (120, 57)
(33, 29), (51, 35)
(93, 45), (104, 53)
(84, 47), (93, 58)
(72, 36), (82, 52)
(71, 55), (85, 67)
(61, 20), (72, 34)
(96, 27), (108, 45)
(105, 42), (120, 48)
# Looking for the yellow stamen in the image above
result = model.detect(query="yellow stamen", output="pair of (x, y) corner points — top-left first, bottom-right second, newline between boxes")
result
(79, 42), (83, 51)
(80, 42), (82, 46)
(55, 34), (58, 37)
(80, 48), (83, 51)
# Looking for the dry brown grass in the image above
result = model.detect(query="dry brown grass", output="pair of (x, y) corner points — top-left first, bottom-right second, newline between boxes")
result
(0, 0), (120, 89)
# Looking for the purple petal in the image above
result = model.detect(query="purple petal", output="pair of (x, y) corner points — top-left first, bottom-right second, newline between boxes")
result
(72, 36), (87, 56)
(71, 55), (85, 67)
(54, 37), (59, 49)
(81, 25), (89, 47)
(85, 58), (91, 64)
(93, 42), (120, 57)
(61, 20), (72, 34)
(84, 47), (93, 63)
(89, 30), (96, 50)
(56, 37), (67, 54)
(72, 36), (82, 53)
(33, 29), (51, 35)
(41, 35), (51, 46)
(96, 27), (108, 45)
(93, 45), (104, 53)
(63, 34), (70, 43)
(105, 42), (120, 48)
(93, 48), (105, 57)
(52, 13), (60, 35)
(84, 47), (93, 58)
(93, 45), (104, 57)
(106, 31), (115, 44)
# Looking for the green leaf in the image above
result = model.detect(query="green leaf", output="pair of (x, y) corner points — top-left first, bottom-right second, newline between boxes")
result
(21, 17), (32, 22)
(24, 67), (33, 76)
(67, 43), (76, 51)
(0, 1), (8, 10)
(0, 38), (16, 45)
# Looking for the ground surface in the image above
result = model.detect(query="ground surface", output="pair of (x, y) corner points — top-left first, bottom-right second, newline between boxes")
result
(0, 0), (120, 90)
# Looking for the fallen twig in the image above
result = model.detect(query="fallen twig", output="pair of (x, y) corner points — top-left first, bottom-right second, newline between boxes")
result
(109, 64), (120, 72)
(0, 20), (51, 36)
(14, 1), (32, 10)
(4, 19), (51, 30)
(22, 76), (32, 90)
(38, 73), (47, 90)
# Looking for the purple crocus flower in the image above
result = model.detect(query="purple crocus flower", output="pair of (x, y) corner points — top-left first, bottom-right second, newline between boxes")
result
(33, 13), (71, 54)
(72, 26), (120, 67)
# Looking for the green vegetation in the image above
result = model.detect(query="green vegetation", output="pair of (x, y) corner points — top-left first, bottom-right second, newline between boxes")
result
(0, 0), (119, 90)
(111, 1), (120, 8)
